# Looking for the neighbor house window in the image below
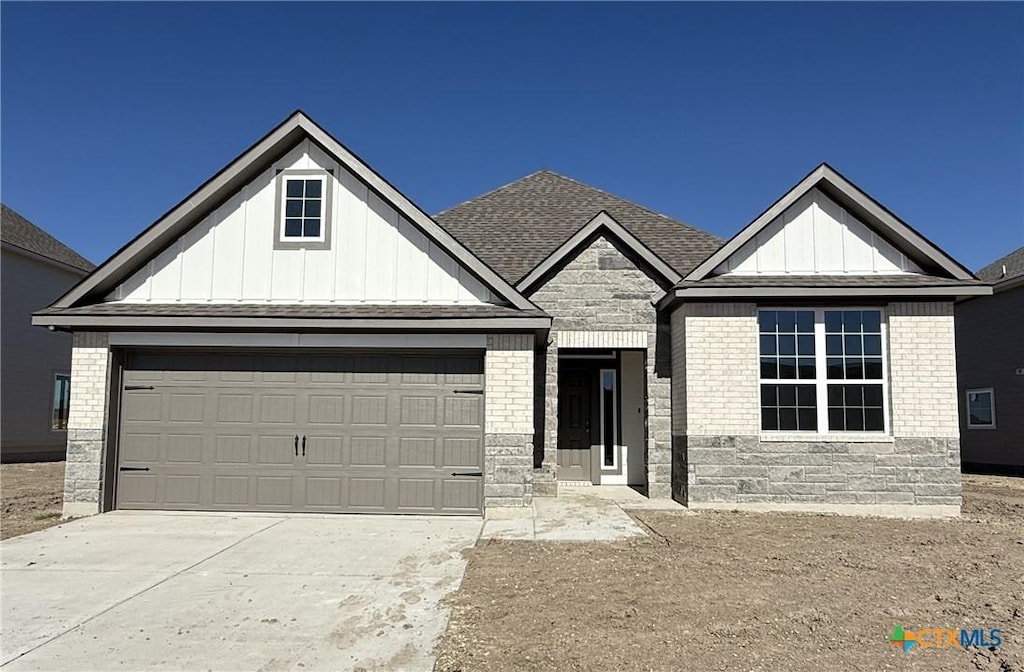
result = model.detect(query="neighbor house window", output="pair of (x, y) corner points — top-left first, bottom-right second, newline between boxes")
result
(52, 374), (70, 430)
(275, 170), (332, 246)
(966, 388), (995, 428)
(759, 309), (887, 433)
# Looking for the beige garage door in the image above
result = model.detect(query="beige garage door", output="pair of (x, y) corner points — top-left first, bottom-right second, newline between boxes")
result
(116, 351), (484, 515)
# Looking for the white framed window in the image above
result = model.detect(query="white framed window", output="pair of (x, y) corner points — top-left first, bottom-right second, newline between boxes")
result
(966, 388), (995, 429)
(51, 373), (70, 431)
(599, 368), (618, 469)
(759, 308), (888, 433)
(274, 169), (332, 248)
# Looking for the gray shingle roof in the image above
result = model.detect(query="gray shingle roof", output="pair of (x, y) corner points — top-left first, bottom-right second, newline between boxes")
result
(976, 246), (1024, 284)
(1, 204), (94, 272)
(36, 303), (546, 320)
(680, 274), (987, 289)
(435, 170), (723, 285)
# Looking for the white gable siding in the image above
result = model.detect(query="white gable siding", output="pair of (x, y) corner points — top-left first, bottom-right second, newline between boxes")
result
(714, 188), (923, 276)
(108, 140), (494, 304)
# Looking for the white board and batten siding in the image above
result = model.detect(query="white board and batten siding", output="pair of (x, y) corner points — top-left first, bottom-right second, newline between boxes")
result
(109, 140), (494, 304)
(715, 188), (924, 276)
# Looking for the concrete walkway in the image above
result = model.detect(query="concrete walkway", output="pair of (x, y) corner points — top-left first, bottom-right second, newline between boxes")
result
(481, 485), (685, 541)
(1, 512), (481, 671)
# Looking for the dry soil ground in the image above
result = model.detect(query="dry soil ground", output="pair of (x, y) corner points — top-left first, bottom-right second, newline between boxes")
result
(438, 475), (1023, 672)
(1, 461), (64, 539)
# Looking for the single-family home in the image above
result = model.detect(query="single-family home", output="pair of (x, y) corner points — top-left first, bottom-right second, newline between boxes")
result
(33, 111), (989, 518)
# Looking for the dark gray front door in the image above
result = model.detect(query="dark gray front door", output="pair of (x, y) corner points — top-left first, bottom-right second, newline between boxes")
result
(557, 367), (594, 482)
(116, 351), (484, 515)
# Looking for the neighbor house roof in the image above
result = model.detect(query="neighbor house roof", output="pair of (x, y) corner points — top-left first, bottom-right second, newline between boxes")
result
(435, 170), (723, 285)
(1, 204), (94, 273)
(976, 246), (1024, 285)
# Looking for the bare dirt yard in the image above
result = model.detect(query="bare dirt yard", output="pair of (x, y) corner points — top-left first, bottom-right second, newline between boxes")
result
(1, 461), (64, 539)
(438, 475), (1023, 672)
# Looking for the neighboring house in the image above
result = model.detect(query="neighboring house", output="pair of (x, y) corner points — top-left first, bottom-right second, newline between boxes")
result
(955, 247), (1024, 475)
(33, 111), (989, 519)
(2, 205), (95, 462)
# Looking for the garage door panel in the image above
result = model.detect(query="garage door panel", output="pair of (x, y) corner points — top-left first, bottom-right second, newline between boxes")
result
(213, 475), (249, 506)
(305, 436), (343, 465)
(349, 436), (387, 466)
(117, 351), (483, 514)
(351, 396), (388, 425)
(215, 436), (252, 464)
(257, 436), (297, 465)
(165, 434), (203, 463)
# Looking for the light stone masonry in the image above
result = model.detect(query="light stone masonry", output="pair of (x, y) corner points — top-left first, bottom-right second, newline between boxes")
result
(63, 332), (110, 518)
(530, 236), (672, 498)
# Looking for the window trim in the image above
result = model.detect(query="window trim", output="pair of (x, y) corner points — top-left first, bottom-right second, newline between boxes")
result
(51, 372), (71, 432)
(759, 307), (890, 435)
(273, 169), (333, 250)
(965, 387), (996, 429)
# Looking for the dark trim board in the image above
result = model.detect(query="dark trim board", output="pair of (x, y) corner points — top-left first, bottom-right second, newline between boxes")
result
(33, 315), (552, 331)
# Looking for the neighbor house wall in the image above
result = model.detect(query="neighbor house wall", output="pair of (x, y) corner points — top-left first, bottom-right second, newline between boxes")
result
(670, 300), (961, 513)
(63, 332), (111, 518)
(529, 235), (671, 497)
(1, 249), (87, 461)
(955, 286), (1024, 472)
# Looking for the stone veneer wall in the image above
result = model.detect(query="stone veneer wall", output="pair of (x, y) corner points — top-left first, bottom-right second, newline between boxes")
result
(484, 333), (535, 508)
(530, 235), (672, 498)
(670, 301), (961, 510)
(63, 331), (110, 518)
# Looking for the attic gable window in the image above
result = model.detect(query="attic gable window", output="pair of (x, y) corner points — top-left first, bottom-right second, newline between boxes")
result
(275, 169), (332, 249)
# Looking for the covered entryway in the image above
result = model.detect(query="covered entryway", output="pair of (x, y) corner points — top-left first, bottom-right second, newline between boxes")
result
(556, 349), (647, 486)
(115, 351), (484, 515)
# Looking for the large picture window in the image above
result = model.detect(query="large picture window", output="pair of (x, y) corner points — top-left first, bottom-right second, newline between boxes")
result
(759, 309), (887, 433)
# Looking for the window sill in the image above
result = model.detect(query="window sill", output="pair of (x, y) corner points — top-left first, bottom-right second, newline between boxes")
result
(760, 433), (894, 444)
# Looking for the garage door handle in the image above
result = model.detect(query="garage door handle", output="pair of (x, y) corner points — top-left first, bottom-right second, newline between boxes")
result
(119, 466), (150, 472)
(450, 471), (483, 477)
(124, 385), (155, 391)
(294, 435), (298, 456)
(453, 389), (483, 395)
(302, 435), (306, 456)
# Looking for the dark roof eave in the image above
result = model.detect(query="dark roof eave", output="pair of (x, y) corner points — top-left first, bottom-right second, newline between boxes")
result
(657, 283), (992, 311)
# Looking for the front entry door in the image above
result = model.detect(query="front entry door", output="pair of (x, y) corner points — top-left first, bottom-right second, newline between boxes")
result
(558, 367), (594, 482)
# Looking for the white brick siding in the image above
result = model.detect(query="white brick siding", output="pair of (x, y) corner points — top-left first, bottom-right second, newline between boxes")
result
(485, 333), (534, 435)
(64, 332), (110, 518)
(888, 301), (959, 438)
(672, 303), (760, 436)
(68, 332), (110, 431)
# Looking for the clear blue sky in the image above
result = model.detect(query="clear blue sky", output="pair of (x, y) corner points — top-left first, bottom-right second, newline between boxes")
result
(2, 2), (1022, 272)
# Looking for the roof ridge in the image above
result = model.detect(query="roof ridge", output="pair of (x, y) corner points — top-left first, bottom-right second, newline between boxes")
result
(434, 169), (551, 217)
(527, 170), (722, 242)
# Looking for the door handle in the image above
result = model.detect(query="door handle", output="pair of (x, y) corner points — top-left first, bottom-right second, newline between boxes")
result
(119, 466), (150, 472)
(450, 471), (483, 477)
(294, 435), (298, 456)
(302, 435), (306, 456)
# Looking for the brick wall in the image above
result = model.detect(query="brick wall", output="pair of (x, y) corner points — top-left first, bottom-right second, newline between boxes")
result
(64, 331), (110, 518)
(888, 301), (959, 438)
(671, 300), (961, 511)
(529, 235), (672, 497)
(484, 333), (534, 508)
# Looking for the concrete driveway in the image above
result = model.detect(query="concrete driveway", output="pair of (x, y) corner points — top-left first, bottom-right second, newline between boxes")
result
(1, 512), (482, 671)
